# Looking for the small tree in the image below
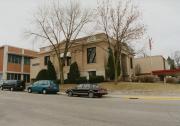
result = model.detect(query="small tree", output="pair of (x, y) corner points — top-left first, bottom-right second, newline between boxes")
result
(68, 62), (80, 83)
(167, 56), (176, 70)
(106, 48), (115, 80)
(47, 60), (57, 80)
(174, 51), (180, 68)
(36, 69), (49, 80)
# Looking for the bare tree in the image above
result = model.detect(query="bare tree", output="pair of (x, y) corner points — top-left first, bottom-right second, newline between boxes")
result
(174, 51), (180, 68)
(97, 0), (145, 83)
(28, 0), (92, 84)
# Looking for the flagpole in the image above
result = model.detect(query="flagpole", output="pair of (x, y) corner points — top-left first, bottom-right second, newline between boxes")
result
(149, 38), (153, 75)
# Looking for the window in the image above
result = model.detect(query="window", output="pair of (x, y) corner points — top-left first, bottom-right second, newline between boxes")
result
(8, 54), (22, 64)
(32, 63), (40, 66)
(67, 57), (71, 66)
(130, 58), (133, 69)
(60, 58), (65, 66)
(89, 71), (96, 78)
(7, 73), (21, 80)
(44, 56), (50, 65)
(24, 57), (30, 65)
(23, 74), (30, 83)
(87, 47), (96, 64)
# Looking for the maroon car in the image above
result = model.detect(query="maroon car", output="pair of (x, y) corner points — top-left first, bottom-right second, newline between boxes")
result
(66, 84), (108, 98)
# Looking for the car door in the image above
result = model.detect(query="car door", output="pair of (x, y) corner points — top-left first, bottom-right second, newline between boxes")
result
(31, 81), (39, 92)
(73, 84), (84, 95)
(82, 84), (91, 95)
(36, 81), (45, 92)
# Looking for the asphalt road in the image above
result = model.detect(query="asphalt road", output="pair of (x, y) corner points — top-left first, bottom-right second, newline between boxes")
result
(0, 91), (180, 126)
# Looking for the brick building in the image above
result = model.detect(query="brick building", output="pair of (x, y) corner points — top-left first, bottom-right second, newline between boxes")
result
(134, 55), (170, 75)
(0, 45), (37, 83)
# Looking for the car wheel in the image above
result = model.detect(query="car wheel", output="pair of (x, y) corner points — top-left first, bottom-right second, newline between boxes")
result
(1, 86), (3, 91)
(28, 88), (32, 93)
(88, 92), (94, 98)
(42, 89), (47, 94)
(10, 87), (14, 91)
(68, 91), (73, 97)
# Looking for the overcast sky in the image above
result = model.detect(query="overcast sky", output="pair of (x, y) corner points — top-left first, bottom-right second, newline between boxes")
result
(0, 0), (179, 58)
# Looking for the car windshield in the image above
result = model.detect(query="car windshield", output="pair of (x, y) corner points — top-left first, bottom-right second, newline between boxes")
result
(83, 84), (91, 89)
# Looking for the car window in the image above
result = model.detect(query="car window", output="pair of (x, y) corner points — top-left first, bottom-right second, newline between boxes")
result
(41, 81), (49, 86)
(76, 84), (83, 89)
(33, 81), (39, 86)
(83, 84), (91, 89)
(92, 85), (99, 89)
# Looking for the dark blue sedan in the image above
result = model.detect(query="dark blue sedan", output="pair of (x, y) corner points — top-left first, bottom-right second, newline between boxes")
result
(27, 80), (59, 94)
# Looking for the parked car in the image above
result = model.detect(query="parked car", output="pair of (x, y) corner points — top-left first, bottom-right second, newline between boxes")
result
(66, 83), (108, 98)
(1, 80), (26, 91)
(0, 80), (5, 88)
(27, 80), (59, 94)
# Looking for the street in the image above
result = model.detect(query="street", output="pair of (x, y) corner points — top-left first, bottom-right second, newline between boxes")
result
(0, 91), (180, 126)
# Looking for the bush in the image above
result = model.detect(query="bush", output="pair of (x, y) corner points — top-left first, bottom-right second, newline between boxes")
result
(166, 77), (177, 84)
(36, 69), (49, 80)
(131, 76), (139, 82)
(132, 75), (158, 83)
(68, 62), (80, 83)
(178, 78), (180, 84)
(89, 76), (104, 83)
(140, 75), (158, 83)
(64, 79), (70, 84)
(76, 77), (87, 84)
(47, 60), (57, 80)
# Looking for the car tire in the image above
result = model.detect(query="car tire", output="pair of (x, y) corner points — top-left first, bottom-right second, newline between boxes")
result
(1, 86), (3, 91)
(42, 89), (47, 94)
(28, 88), (32, 93)
(88, 92), (94, 98)
(68, 91), (73, 97)
(10, 87), (14, 91)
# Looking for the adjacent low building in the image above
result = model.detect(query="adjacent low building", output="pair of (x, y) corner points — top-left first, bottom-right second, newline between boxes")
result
(134, 55), (170, 76)
(30, 33), (135, 81)
(0, 45), (37, 83)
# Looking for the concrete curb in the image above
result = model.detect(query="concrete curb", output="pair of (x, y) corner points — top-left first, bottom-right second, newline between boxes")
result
(59, 92), (180, 100)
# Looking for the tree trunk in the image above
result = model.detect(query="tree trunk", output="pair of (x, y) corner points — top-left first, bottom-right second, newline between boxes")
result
(114, 54), (118, 85)
(114, 65), (118, 85)
(119, 54), (123, 81)
(58, 57), (64, 85)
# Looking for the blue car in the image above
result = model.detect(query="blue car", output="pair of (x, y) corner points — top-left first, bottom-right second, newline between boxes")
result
(27, 80), (59, 94)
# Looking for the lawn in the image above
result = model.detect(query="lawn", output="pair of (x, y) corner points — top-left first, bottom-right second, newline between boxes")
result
(60, 82), (180, 95)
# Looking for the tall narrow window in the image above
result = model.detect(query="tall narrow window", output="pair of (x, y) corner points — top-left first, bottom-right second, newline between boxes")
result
(24, 57), (30, 65)
(23, 74), (30, 83)
(87, 47), (96, 64)
(67, 57), (71, 66)
(44, 56), (50, 65)
(130, 58), (133, 69)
